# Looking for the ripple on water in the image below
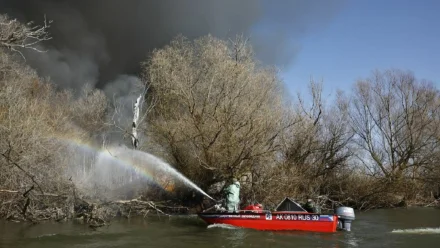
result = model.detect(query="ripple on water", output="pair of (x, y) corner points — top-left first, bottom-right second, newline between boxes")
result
(207, 224), (240, 230)
(392, 227), (440, 234)
(35, 233), (58, 238)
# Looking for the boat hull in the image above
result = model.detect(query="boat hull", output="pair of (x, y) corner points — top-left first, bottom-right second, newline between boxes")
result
(198, 211), (338, 233)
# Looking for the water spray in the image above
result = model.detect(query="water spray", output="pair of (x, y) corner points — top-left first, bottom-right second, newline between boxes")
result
(105, 146), (216, 201)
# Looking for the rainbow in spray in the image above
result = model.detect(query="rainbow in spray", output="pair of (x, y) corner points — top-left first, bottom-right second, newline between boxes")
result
(52, 135), (214, 200)
(54, 136), (167, 190)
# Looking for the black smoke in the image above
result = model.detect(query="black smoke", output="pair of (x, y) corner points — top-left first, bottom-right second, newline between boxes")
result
(0, 0), (346, 91)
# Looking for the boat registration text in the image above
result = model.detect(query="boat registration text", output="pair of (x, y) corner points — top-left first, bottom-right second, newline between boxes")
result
(275, 214), (320, 221)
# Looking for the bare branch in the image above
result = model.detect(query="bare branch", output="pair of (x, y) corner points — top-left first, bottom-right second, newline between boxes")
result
(0, 14), (52, 59)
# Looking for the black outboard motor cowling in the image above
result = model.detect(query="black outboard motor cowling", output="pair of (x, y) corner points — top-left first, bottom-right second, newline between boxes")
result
(335, 206), (355, 231)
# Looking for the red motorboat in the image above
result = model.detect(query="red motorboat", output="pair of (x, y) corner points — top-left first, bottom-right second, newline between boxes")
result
(198, 198), (355, 233)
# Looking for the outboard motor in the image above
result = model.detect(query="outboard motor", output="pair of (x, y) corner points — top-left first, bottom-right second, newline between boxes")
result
(335, 206), (355, 231)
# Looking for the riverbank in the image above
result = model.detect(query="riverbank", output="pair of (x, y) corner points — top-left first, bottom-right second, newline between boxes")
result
(2, 186), (439, 229)
(0, 187), (192, 228)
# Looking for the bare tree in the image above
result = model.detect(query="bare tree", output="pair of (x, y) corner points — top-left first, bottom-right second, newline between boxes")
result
(103, 82), (155, 150)
(142, 35), (288, 194)
(0, 18), (111, 219)
(0, 52), (75, 194)
(131, 95), (142, 149)
(70, 84), (108, 135)
(0, 14), (52, 59)
(280, 81), (353, 198)
(349, 69), (440, 183)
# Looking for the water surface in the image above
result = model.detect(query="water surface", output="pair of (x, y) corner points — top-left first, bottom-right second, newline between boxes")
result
(1, 207), (439, 248)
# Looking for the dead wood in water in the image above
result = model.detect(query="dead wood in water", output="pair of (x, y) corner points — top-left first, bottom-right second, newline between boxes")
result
(0, 189), (19, 193)
(115, 199), (170, 216)
(0, 186), (74, 223)
(1, 186), (189, 229)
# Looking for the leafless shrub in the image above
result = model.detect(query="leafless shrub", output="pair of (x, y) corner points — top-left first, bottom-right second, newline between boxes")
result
(142, 34), (289, 198)
(348, 69), (440, 203)
(0, 46), (108, 220)
(278, 80), (353, 200)
(70, 84), (108, 134)
(0, 14), (52, 59)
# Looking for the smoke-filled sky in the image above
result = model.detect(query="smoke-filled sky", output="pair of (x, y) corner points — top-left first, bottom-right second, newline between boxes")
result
(2, 0), (437, 103)
(0, 0), (346, 94)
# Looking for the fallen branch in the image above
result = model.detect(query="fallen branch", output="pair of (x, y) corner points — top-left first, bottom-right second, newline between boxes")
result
(1, 190), (187, 225)
(424, 200), (439, 207)
(115, 198), (170, 216)
(0, 189), (19, 194)
(22, 198), (30, 216)
(0, 189), (64, 198)
(1, 143), (44, 195)
(23, 185), (34, 198)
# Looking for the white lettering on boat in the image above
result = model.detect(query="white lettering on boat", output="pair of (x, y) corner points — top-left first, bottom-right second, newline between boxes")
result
(209, 214), (261, 219)
(239, 215), (261, 219)
(215, 215), (237, 218)
(275, 214), (321, 221)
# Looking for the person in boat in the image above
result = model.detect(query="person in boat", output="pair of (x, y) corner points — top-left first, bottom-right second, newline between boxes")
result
(303, 199), (316, 213)
(223, 178), (240, 212)
(302, 198), (322, 214)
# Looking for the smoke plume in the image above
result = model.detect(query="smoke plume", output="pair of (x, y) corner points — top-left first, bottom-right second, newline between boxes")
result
(1, 0), (346, 94)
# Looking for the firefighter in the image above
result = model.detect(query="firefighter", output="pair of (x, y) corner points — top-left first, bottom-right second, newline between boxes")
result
(303, 199), (315, 213)
(223, 178), (240, 212)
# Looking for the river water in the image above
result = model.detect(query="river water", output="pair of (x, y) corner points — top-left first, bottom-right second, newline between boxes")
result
(1, 207), (439, 248)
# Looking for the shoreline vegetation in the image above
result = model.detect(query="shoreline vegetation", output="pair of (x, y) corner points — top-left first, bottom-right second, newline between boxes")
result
(1, 15), (439, 228)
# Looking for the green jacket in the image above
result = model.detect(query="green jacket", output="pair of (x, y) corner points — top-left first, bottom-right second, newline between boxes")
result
(303, 201), (315, 213)
(224, 181), (240, 205)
